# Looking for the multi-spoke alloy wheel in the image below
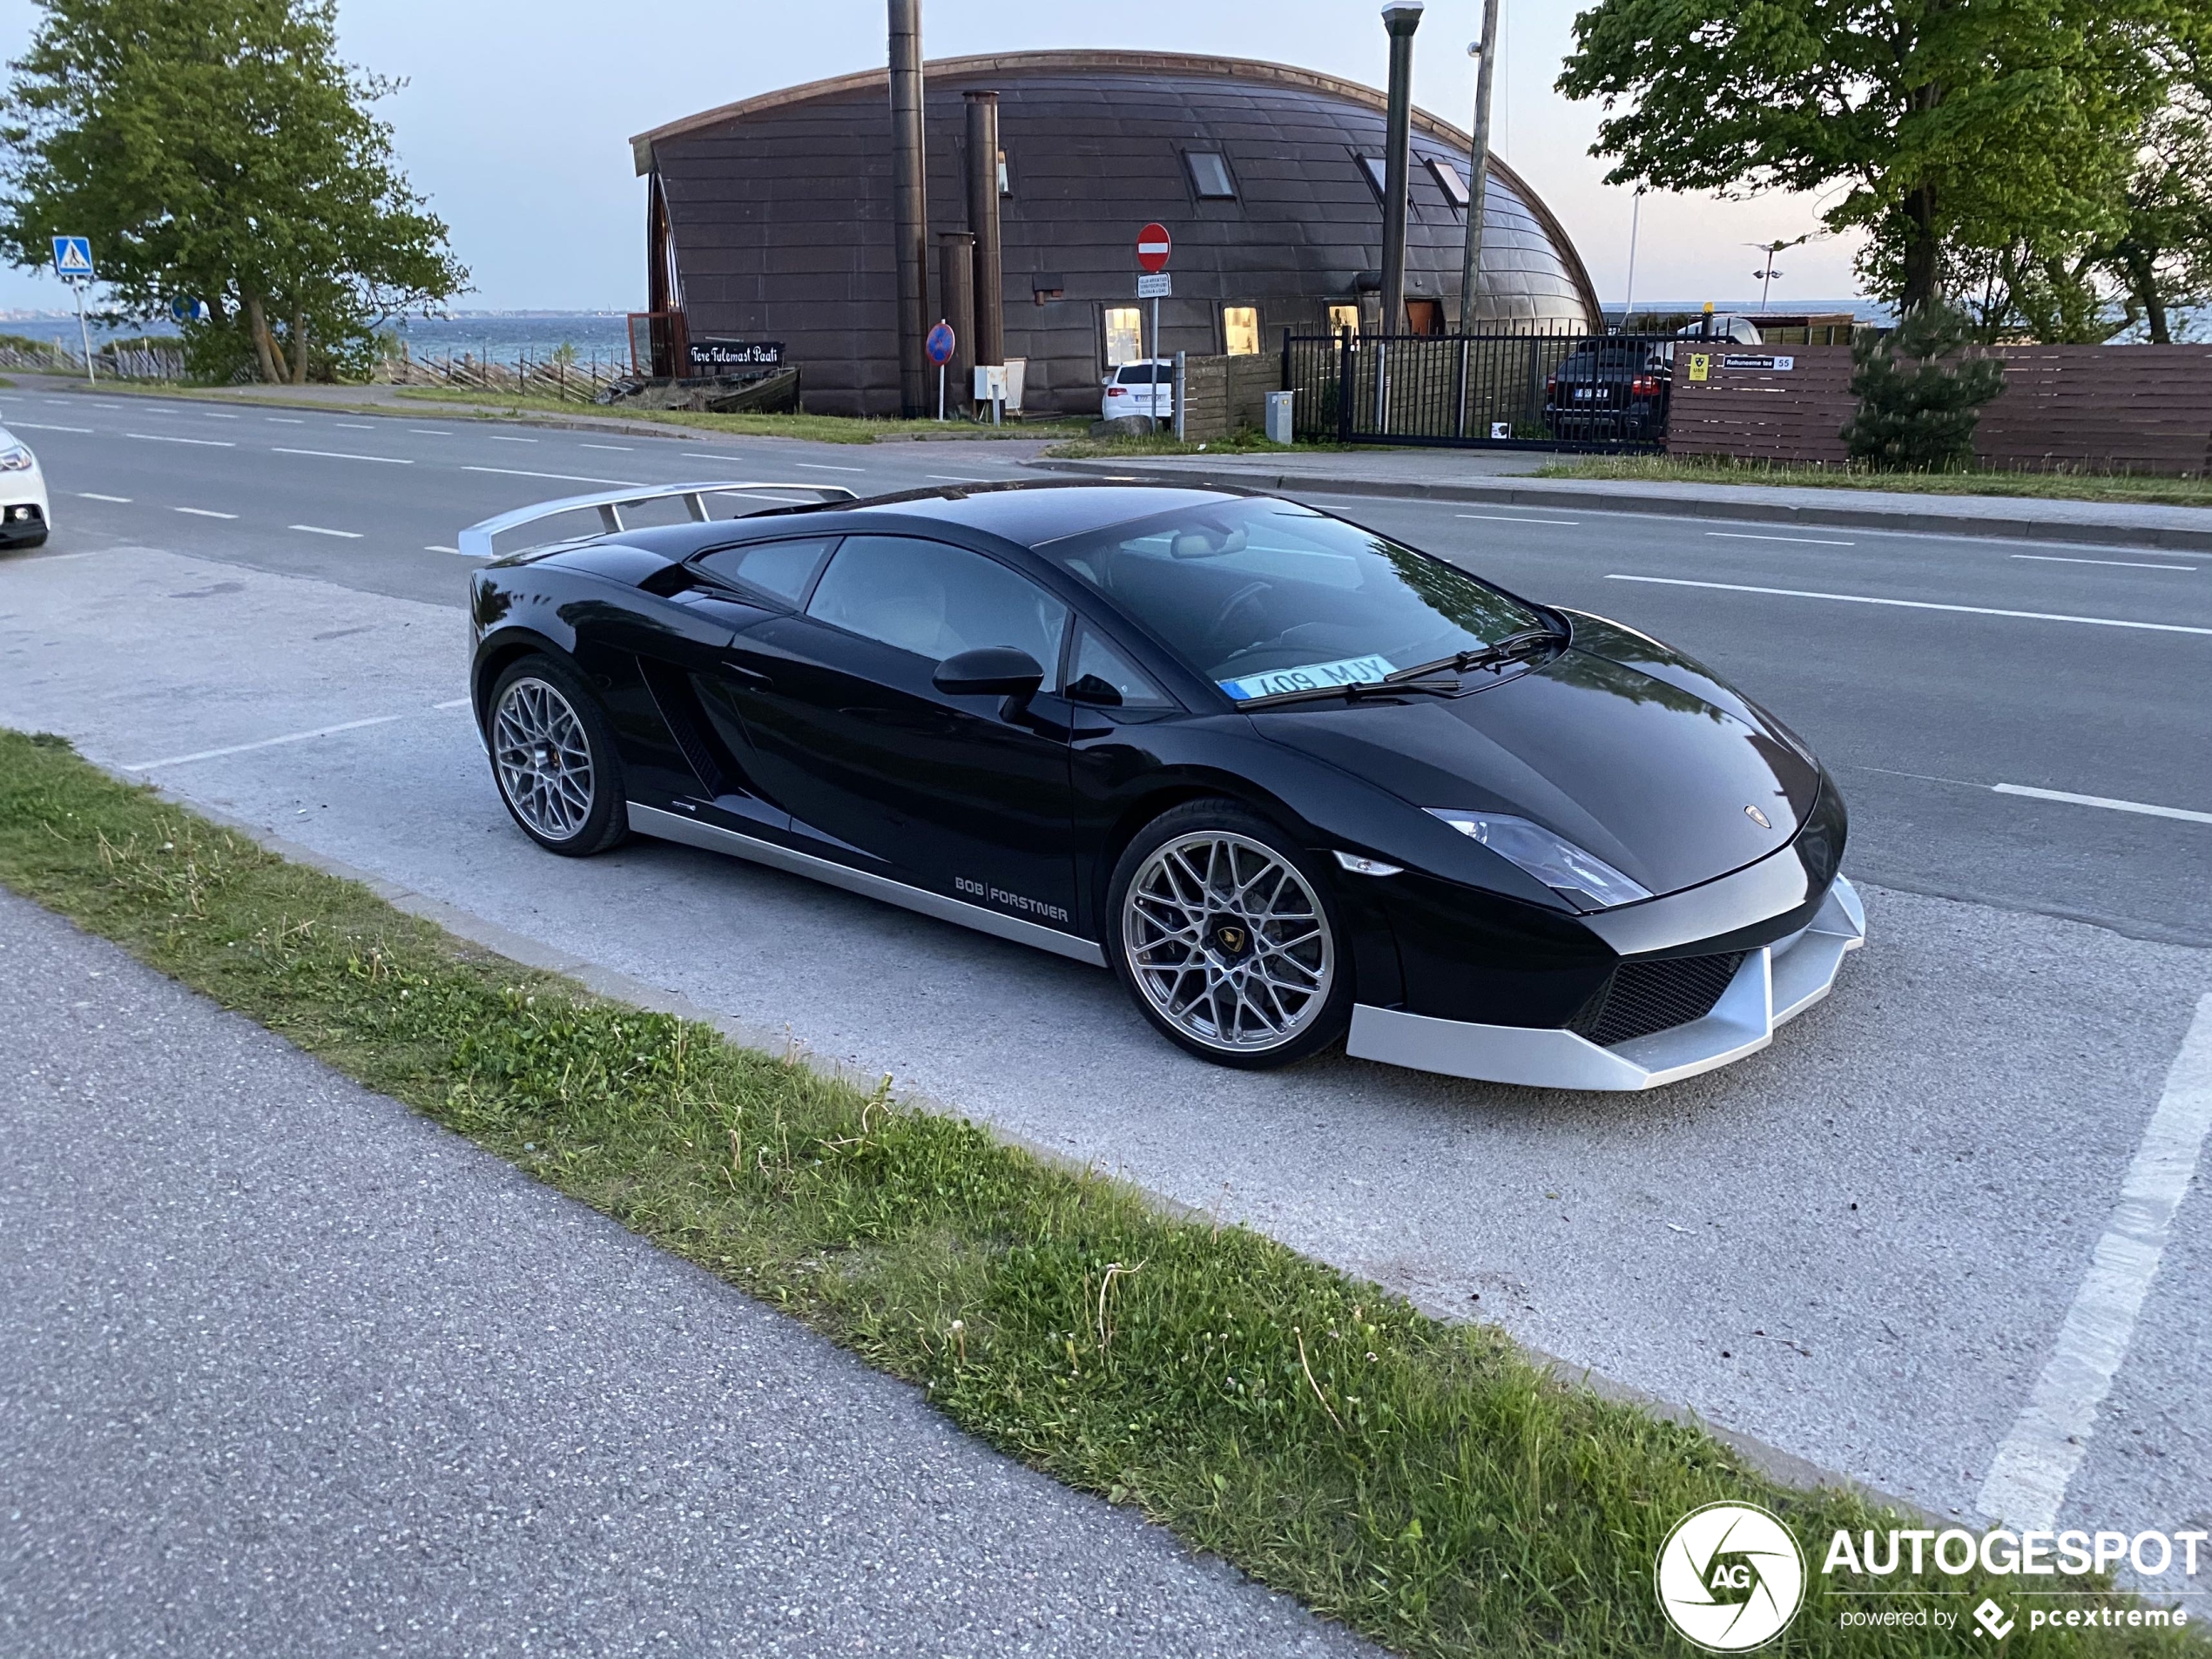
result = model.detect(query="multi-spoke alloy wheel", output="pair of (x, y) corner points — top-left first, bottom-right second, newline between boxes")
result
(1122, 831), (1336, 1055)
(493, 676), (597, 841)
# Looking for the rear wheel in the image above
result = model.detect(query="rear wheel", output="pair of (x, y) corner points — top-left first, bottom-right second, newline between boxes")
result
(488, 654), (629, 856)
(1107, 799), (1353, 1069)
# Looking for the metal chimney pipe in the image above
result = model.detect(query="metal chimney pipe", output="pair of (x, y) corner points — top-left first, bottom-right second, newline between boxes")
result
(887, 0), (929, 417)
(1379, 2), (1424, 336)
(938, 230), (975, 415)
(964, 91), (1004, 373)
(1458, 0), (1500, 330)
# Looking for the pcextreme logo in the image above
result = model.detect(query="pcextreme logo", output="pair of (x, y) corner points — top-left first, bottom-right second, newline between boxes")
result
(1656, 1502), (1808, 1651)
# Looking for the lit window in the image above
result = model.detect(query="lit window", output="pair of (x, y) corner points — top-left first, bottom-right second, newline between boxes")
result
(997, 150), (1010, 198)
(1223, 306), (1261, 356)
(1103, 307), (1143, 368)
(1426, 156), (1471, 210)
(1186, 151), (1236, 199)
(1327, 303), (1360, 338)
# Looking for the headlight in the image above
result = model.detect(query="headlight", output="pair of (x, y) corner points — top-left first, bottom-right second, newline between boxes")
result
(1426, 810), (1652, 909)
(0, 445), (33, 472)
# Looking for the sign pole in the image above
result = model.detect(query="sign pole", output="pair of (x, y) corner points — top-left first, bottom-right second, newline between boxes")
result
(937, 363), (945, 421)
(72, 281), (93, 384)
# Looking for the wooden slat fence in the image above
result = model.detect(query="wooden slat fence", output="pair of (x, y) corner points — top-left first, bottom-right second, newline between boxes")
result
(1668, 343), (2212, 475)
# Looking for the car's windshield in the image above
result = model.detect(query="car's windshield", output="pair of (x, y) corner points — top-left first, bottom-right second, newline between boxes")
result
(1041, 499), (1545, 702)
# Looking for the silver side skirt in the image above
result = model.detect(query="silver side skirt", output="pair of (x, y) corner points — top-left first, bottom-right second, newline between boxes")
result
(628, 803), (1108, 968)
(1345, 876), (1866, 1092)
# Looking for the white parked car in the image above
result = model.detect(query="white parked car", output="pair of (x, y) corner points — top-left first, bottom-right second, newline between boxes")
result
(1101, 359), (1175, 422)
(0, 426), (50, 548)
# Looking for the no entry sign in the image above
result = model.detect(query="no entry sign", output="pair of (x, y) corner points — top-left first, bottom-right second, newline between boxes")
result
(1136, 223), (1172, 273)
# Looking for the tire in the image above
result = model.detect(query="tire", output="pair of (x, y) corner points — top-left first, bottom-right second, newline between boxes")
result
(1106, 799), (1354, 1069)
(487, 653), (630, 856)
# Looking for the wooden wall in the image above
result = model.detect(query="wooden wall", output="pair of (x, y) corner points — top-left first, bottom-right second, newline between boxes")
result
(1667, 343), (2212, 475)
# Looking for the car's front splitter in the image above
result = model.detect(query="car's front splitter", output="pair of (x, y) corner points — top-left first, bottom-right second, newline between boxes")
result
(1343, 876), (1865, 1091)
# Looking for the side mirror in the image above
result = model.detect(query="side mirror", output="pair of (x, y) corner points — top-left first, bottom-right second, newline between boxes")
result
(934, 646), (1045, 698)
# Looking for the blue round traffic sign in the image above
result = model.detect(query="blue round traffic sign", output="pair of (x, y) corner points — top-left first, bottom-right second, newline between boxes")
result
(926, 321), (956, 365)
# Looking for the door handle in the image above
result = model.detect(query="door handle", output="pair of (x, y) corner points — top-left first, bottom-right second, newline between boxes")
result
(723, 661), (773, 688)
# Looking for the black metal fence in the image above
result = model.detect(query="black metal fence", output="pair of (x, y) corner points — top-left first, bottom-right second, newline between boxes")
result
(1283, 325), (1680, 450)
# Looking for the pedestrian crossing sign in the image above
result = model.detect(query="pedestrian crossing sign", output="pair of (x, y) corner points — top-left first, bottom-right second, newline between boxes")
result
(51, 235), (93, 279)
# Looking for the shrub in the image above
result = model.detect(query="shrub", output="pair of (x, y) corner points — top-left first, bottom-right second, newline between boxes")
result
(1841, 302), (2007, 472)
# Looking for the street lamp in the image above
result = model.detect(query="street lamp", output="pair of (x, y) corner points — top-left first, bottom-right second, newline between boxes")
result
(1747, 234), (1810, 313)
(1622, 186), (1646, 332)
(1458, 0), (1501, 333)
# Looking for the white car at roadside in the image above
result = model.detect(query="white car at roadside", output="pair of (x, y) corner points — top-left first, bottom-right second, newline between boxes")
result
(0, 426), (51, 548)
(1101, 359), (1175, 423)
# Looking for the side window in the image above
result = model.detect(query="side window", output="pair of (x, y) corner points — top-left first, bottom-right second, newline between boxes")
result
(1067, 624), (1173, 709)
(691, 536), (838, 607)
(806, 535), (1069, 685)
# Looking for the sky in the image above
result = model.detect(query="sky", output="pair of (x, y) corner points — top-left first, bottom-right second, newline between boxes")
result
(0, 0), (1868, 315)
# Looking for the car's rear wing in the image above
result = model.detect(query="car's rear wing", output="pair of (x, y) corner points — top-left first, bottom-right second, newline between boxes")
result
(457, 480), (860, 562)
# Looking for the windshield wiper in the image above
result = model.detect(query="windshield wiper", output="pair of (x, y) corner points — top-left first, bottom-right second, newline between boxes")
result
(1236, 676), (1465, 711)
(1383, 624), (1567, 684)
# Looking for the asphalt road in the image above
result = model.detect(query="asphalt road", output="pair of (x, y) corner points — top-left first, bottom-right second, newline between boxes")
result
(2, 387), (2209, 1596)
(0, 887), (1369, 1659)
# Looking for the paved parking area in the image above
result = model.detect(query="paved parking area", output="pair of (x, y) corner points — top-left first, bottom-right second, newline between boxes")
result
(3, 543), (2207, 1596)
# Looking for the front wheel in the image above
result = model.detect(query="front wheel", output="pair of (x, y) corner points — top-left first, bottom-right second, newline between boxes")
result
(1107, 799), (1353, 1069)
(487, 654), (629, 856)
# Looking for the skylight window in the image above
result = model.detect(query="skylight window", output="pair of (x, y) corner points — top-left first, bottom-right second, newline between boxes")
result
(1426, 155), (1471, 210)
(1186, 151), (1237, 199)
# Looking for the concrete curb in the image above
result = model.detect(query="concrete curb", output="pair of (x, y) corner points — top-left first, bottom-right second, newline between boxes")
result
(131, 779), (1929, 1525)
(1026, 457), (2212, 556)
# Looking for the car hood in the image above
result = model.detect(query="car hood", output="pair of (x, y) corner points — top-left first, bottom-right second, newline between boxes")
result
(1253, 643), (1822, 898)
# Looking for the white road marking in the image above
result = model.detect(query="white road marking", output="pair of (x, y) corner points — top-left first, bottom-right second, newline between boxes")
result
(290, 523), (363, 539)
(486, 435), (538, 443)
(199, 411), (240, 420)
(433, 698), (472, 709)
(927, 475), (995, 483)
(462, 465), (643, 486)
(1457, 512), (1580, 526)
(1978, 993), (2212, 1529)
(78, 492), (131, 502)
(11, 421), (93, 433)
(1993, 784), (2212, 826)
(273, 447), (412, 465)
(123, 712), (409, 770)
(1605, 574), (2212, 637)
(426, 543), (469, 555)
(173, 507), (238, 519)
(266, 417), (306, 424)
(130, 432), (235, 447)
(334, 421), (378, 429)
(681, 452), (746, 461)
(2010, 553), (2196, 571)
(580, 443), (635, 451)
(91, 401), (127, 408)
(795, 462), (866, 472)
(1706, 530), (1856, 546)
(408, 428), (452, 435)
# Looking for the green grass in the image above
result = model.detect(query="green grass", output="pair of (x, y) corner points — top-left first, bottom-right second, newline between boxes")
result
(390, 385), (1089, 445)
(0, 728), (2194, 1658)
(1533, 454), (2212, 509)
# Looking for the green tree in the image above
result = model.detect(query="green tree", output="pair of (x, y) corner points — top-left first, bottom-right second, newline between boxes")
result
(1840, 301), (2006, 469)
(1557, 2), (2183, 314)
(0, 0), (465, 382)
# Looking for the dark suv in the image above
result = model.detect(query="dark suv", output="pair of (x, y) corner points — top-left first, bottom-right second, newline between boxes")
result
(1542, 341), (1671, 442)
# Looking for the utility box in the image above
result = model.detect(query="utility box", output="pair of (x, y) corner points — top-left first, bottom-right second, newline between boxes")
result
(1265, 390), (1295, 445)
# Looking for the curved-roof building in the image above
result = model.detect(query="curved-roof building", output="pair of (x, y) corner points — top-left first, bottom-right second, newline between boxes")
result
(633, 51), (1602, 417)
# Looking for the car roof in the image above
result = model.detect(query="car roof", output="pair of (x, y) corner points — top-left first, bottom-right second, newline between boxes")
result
(590, 482), (1253, 564)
